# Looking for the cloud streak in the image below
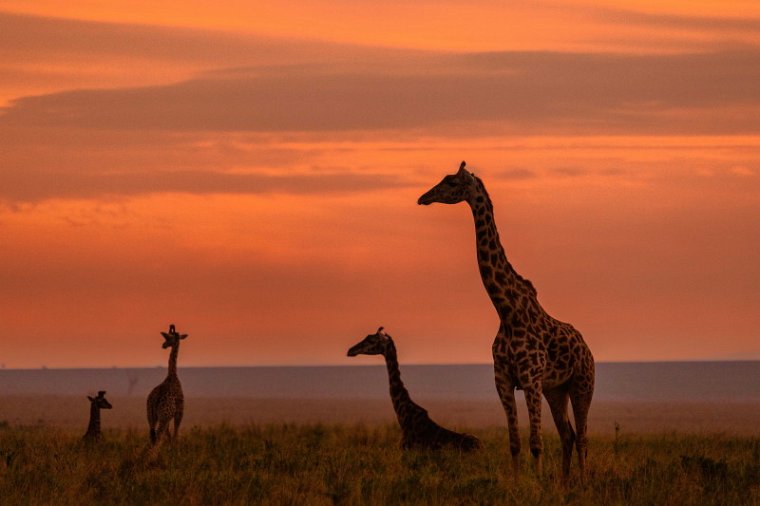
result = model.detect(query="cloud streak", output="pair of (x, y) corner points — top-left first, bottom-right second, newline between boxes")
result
(0, 169), (410, 202)
(3, 50), (760, 135)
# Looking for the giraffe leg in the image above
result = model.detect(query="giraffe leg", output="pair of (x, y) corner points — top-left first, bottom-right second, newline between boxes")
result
(154, 411), (173, 446)
(173, 410), (183, 441)
(495, 376), (521, 477)
(544, 385), (575, 483)
(524, 384), (544, 475)
(148, 407), (157, 444)
(570, 386), (593, 483)
(147, 394), (158, 444)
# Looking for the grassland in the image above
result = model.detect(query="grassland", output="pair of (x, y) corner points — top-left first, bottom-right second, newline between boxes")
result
(1, 423), (759, 505)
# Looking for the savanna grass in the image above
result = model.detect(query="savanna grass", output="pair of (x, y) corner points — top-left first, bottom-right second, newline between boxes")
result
(0, 422), (758, 505)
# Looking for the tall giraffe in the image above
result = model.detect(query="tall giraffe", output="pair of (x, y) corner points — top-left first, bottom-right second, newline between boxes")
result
(82, 390), (112, 441)
(418, 161), (595, 480)
(347, 327), (481, 451)
(147, 324), (187, 445)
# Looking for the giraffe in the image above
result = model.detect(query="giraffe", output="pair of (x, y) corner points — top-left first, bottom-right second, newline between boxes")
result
(82, 390), (112, 441)
(147, 324), (187, 446)
(418, 161), (595, 481)
(347, 327), (481, 451)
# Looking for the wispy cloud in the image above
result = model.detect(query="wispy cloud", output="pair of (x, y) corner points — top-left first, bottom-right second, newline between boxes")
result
(0, 168), (411, 202)
(3, 50), (760, 135)
(0, 12), (390, 66)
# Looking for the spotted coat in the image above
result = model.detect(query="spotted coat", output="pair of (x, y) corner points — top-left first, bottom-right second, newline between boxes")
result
(419, 162), (595, 481)
(348, 328), (481, 451)
(147, 324), (186, 446)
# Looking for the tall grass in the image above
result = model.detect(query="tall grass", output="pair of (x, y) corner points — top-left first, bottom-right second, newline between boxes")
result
(1, 423), (758, 505)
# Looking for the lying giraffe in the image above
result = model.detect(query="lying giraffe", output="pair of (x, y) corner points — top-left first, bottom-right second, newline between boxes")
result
(83, 390), (112, 441)
(419, 162), (595, 481)
(147, 324), (187, 445)
(348, 327), (481, 451)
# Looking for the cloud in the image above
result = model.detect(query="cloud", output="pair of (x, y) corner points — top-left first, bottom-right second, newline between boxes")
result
(0, 168), (411, 202)
(494, 168), (537, 180)
(0, 12), (398, 66)
(3, 50), (760, 135)
(594, 6), (760, 35)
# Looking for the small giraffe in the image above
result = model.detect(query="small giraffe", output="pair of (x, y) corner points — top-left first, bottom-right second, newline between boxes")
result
(147, 324), (187, 446)
(419, 162), (595, 481)
(83, 390), (112, 441)
(347, 327), (481, 451)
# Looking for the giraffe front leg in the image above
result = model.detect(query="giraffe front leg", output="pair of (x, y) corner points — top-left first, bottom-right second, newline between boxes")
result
(524, 383), (544, 475)
(495, 375), (520, 477)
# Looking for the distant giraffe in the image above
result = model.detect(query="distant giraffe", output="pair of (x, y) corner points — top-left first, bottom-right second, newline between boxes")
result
(347, 327), (481, 451)
(419, 162), (595, 481)
(83, 390), (112, 441)
(147, 324), (187, 445)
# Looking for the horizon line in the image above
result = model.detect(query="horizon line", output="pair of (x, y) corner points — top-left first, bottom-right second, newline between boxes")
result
(2, 358), (759, 371)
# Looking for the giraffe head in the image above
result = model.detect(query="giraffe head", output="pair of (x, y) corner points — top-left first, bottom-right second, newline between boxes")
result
(417, 161), (477, 206)
(161, 323), (188, 349)
(347, 326), (393, 357)
(88, 390), (112, 409)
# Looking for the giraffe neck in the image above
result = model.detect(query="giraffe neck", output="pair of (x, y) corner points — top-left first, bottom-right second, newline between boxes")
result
(86, 403), (101, 436)
(468, 177), (536, 319)
(167, 342), (180, 377)
(383, 343), (412, 421)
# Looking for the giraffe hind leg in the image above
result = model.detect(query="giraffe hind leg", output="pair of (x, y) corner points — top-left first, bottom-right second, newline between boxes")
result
(173, 411), (183, 441)
(154, 409), (174, 446)
(570, 387), (593, 483)
(544, 385), (576, 483)
(147, 404), (158, 444)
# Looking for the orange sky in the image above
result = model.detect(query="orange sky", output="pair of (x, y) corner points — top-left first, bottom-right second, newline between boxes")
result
(0, 1), (759, 367)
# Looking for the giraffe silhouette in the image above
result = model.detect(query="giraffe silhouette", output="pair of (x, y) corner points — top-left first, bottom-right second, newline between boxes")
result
(83, 390), (112, 441)
(348, 327), (481, 451)
(147, 324), (187, 446)
(419, 162), (595, 481)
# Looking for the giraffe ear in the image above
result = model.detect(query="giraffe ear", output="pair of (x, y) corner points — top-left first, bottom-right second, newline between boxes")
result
(161, 332), (171, 340)
(179, 333), (188, 340)
(88, 396), (95, 402)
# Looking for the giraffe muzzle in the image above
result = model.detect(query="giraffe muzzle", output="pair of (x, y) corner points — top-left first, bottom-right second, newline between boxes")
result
(417, 191), (435, 205)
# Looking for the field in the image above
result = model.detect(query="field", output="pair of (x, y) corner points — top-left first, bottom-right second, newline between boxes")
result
(1, 423), (759, 505)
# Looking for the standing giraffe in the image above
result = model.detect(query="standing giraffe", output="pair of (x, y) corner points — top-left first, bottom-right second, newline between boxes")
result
(347, 327), (481, 451)
(83, 390), (112, 441)
(418, 162), (595, 481)
(147, 324), (187, 445)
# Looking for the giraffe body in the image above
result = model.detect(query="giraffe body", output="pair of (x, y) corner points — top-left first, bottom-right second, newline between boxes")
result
(348, 327), (481, 451)
(83, 390), (112, 441)
(147, 324), (186, 445)
(419, 162), (595, 480)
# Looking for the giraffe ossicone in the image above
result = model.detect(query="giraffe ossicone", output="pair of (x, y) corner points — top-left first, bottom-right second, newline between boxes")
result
(419, 161), (595, 482)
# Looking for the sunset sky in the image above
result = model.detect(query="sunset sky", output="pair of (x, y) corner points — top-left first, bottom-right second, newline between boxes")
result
(1, 1), (759, 368)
